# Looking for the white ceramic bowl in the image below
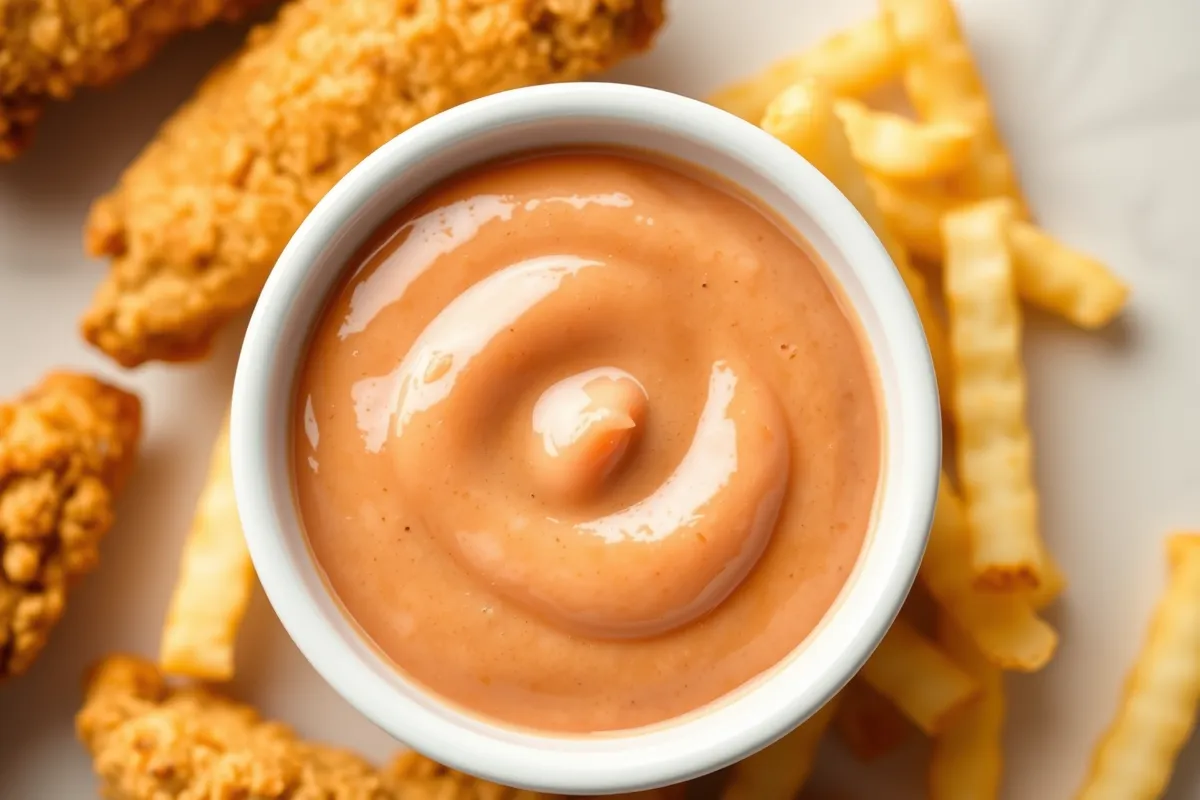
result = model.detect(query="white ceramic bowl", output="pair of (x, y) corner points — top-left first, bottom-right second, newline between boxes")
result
(232, 82), (940, 795)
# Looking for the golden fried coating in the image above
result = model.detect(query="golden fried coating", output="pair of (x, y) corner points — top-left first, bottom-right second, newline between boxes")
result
(385, 742), (686, 799)
(0, 0), (267, 160)
(81, 0), (665, 367)
(386, 753), (685, 800)
(0, 372), (140, 678)
(386, 750), (554, 799)
(78, 656), (692, 800)
(78, 656), (566, 799)
(79, 655), (400, 799)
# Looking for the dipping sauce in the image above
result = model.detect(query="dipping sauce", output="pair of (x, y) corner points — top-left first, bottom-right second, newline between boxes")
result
(294, 151), (881, 732)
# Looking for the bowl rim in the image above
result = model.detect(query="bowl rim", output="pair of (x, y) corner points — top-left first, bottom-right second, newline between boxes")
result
(232, 81), (940, 794)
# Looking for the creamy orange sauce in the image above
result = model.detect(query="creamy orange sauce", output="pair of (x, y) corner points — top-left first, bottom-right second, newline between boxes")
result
(294, 151), (880, 732)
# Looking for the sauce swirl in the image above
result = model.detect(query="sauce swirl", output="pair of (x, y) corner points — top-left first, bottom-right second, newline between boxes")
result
(294, 151), (880, 732)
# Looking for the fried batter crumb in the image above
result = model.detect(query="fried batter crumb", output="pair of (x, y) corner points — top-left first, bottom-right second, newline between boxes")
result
(386, 750), (553, 799)
(78, 655), (565, 799)
(0, 0), (268, 160)
(0, 372), (141, 679)
(81, 0), (665, 368)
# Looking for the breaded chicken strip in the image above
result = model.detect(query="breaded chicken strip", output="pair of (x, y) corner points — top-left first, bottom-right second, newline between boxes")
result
(81, 0), (665, 367)
(0, 372), (140, 678)
(386, 751), (563, 799)
(0, 0), (268, 159)
(79, 655), (401, 799)
(79, 656), (689, 799)
(385, 757), (683, 800)
(78, 655), (564, 799)
(387, 757), (686, 800)
(387, 751), (684, 799)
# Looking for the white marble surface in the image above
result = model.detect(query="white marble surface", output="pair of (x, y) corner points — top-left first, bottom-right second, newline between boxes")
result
(2, 0), (1199, 797)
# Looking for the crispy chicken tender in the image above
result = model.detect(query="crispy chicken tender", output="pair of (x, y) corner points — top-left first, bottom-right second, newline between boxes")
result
(79, 656), (686, 800)
(78, 656), (564, 799)
(0, 0), (268, 160)
(80, 0), (665, 368)
(0, 372), (141, 678)
(385, 750), (554, 799)
(385, 751), (684, 798)
(78, 655), (401, 799)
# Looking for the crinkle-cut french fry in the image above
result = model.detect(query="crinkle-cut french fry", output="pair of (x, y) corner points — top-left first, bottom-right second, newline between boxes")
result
(835, 98), (974, 181)
(1168, 533), (1199, 569)
(1076, 533), (1200, 800)
(880, 0), (1024, 208)
(721, 697), (840, 800)
(920, 472), (1057, 671)
(1026, 543), (1067, 610)
(1008, 220), (1129, 330)
(708, 17), (900, 123)
(761, 79), (953, 408)
(833, 678), (911, 761)
(159, 414), (255, 680)
(930, 614), (1005, 800)
(942, 198), (1044, 591)
(867, 173), (956, 263)
(869, 176), (1130, 331)
(860, 617), (981, 736)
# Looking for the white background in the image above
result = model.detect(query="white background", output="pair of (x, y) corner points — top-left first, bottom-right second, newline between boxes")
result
(2, 0), (1199, 797)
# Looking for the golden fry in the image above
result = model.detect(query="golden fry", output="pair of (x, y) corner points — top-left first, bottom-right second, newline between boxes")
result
(835, 98), (974, 181)
(833, 679), (910, 761)
(721, 698), (840, 800)
(1076, 533), (1200, 800)
(880, 0), (1024, 206)
(867, 173), (956, 263)
(942, 199), (1044, 590)
(859, 617), (980, 736)
(709, 17), (900, 122)
(1168, 534), (1198, 569)
(920, 473), (1057, 670)
(869, 178), (1130, 328)
(159, 415), (255, 681)
(1009, 220), (1129, 329)
(868, 170), (1130, 332)
(930, 615), (1005, 800)
(1026, 545), (1067, 610)
(761, 79), (954, 407)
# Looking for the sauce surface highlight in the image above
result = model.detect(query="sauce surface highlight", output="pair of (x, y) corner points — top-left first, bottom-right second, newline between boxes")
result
(294, 151), (880, 732)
